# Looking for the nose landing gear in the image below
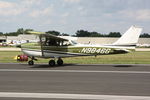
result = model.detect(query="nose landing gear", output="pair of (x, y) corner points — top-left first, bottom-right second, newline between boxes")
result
(28, 56), (37, 66)
(28, 60), (34, 65)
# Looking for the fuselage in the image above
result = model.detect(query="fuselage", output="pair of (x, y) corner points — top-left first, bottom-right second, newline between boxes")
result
(21, 42), (134, 58)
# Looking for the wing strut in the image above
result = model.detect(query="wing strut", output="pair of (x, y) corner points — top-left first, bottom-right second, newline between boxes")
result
(39, 34), (44, 57)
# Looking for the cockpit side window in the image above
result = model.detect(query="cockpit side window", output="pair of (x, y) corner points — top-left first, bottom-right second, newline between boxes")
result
(40, 35), (73, 46)
(45, 39), (60, 46)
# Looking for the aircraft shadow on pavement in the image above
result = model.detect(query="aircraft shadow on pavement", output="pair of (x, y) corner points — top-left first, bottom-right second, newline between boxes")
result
(30, 64), (76, 68)
(113, 65), (133, 67)
(30, 64), (110, 68)
(29, 64), (134, 68)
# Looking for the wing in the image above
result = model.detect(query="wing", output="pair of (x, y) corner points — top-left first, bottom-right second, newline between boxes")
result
(27, 31), (78, 46)
(27, 31), (68, 41)
(41, 34), (68, 41)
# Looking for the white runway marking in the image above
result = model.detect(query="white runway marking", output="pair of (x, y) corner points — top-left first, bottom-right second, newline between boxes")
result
(0, 92), (149, 100)
(0, 69), (150, 74)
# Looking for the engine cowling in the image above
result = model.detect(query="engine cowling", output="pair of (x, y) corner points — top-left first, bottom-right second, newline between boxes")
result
(17, 55), (28, 61)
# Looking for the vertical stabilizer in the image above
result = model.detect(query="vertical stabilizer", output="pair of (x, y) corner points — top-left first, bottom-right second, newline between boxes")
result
(113, 26), (143, 46)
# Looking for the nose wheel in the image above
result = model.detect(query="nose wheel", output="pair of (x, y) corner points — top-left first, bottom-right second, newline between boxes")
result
(28, 60), (34, 65)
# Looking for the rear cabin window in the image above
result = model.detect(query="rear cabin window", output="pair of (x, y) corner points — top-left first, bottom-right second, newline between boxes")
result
(43, 37), (71, 46)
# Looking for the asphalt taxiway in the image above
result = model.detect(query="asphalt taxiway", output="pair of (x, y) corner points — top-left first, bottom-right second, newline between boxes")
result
(0, 63), (150, 100)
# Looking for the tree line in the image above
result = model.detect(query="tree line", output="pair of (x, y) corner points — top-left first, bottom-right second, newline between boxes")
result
(0, 28), (150, 38)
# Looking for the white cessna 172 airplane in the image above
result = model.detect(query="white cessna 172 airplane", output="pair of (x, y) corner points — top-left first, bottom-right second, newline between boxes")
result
(17, 26), (142, 66)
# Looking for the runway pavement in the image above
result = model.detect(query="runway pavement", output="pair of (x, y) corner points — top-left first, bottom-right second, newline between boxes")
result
(0, 64), (150, 100)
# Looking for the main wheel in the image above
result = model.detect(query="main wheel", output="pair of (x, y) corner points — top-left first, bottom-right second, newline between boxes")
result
(28, 60), (34, 65)
(57, 58), (63, 66)
(49, 60), (55, 66)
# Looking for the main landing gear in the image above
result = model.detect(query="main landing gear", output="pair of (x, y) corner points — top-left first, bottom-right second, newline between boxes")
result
(28, 56), (64, 66)
(49, 58), (63, 66)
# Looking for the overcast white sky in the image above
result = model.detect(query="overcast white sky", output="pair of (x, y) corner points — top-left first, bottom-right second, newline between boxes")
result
(0, 0), (150, 35)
